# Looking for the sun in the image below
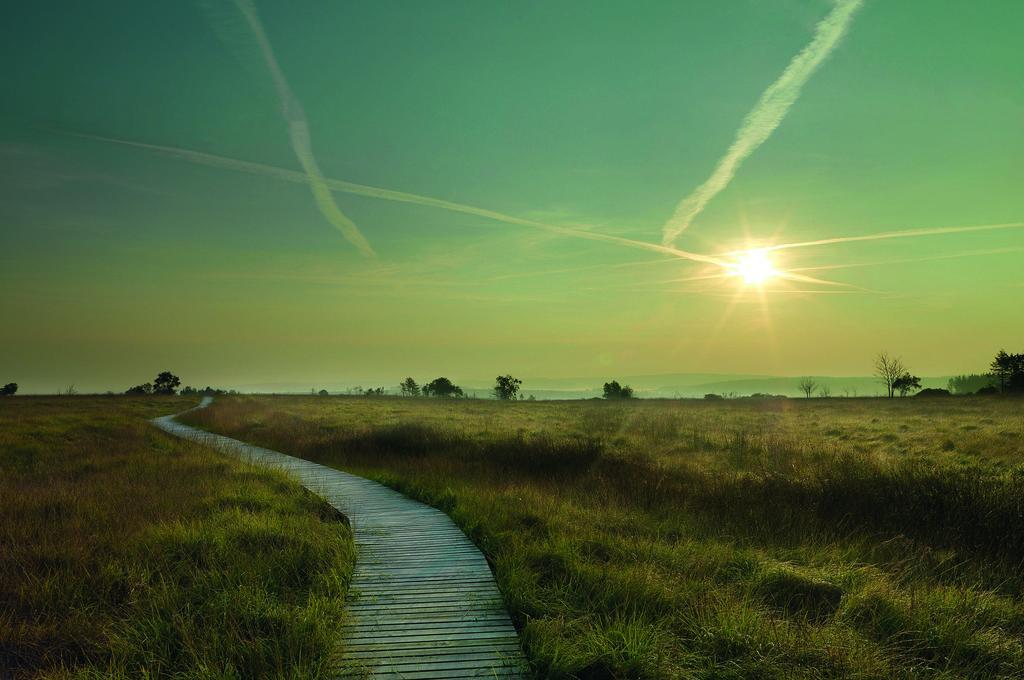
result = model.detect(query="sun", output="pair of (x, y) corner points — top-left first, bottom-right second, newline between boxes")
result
(730, 250), (778, 286)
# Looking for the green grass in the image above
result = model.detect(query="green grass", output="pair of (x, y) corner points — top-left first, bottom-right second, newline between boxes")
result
(0, 397), (355, 679)
(183, 395), (1024, 679)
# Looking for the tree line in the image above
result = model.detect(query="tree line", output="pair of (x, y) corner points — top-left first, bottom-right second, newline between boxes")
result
(124, 372), (234, 396)
(794, 348), (1024, 399)
(10, 349), (1021, 399)
(921, 349), (1023, 396)
(391, 376), (635, 400)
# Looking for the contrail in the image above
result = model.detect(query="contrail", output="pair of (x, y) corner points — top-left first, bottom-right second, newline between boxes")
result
(726, 223), (1024, 255)
(69, 132), (730, 267)
(61, 130), (1024, 295)
(223, 0), (375, 256)
(662, 0), (863, 246)
(788, 248), (1022, 272)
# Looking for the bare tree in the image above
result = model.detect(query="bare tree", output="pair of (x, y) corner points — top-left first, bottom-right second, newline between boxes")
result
(818, 385), (832, 398)
(797, 377), (817, 398)
(874, 351), (906, 398)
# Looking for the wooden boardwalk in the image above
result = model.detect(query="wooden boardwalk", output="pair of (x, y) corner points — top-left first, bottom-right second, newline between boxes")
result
(153, 399), (528, 678)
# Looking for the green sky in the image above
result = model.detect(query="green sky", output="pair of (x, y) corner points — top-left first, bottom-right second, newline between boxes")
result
(2, 1), (1022, 393)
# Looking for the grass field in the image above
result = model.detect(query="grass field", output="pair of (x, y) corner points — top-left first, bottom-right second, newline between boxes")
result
(0, 397), (355, 679)
(183, 395), (1024, 679)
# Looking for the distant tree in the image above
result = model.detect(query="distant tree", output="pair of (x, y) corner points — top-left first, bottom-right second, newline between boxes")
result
(704, 393), (724, 400)
(893, 373), (922, 397)
(991, 350), (1013, 392)
(422, 377), (463, 398)
(874, 351), (906, 398)
(603, 380), (634, 399)
(153, 371), (181, 395)
(364, 387), (385, 396)
(0, 382), (17, 396)
(527, 394), (536, 401)
(818, 385), (832, 398)
(318, 389), (329, 396)
(399, 377), (420, 397)
(947, 374), (994, 395)
(798, 378), (817, 398)
(1013, 355), (1024, 393)
(181, 385), (197, 395)
(990, 350), (1024, 393)
(64, 384), (78, 396)
(125, 382), (153, 395)
(493, 375), (522, 400)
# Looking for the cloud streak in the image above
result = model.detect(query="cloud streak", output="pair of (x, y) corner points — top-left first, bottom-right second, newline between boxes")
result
(70, 132), (1023, 296)
(662, 0), (863, 246)
(224, 0), (375, 256)
(728, 223), (1024, 255)
(71, 132), (730, 267)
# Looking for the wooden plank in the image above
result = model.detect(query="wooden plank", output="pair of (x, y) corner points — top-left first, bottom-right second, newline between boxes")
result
(152, 400), (529, 679)
(343, 644), (522, 661)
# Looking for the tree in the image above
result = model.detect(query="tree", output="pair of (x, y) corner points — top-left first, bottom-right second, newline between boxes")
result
(399, 377), (420, 397)
(493, 375), (522, 400)
(893, 373), (921, 397)
(603, 380), (634, 399)
(990, 350), (1024, 393)
(364, 387), (385, 396)
(318, 389), (329, 396)
(798, 377), (817, 398)
(125, 382), (153, 395)
(947, 374), (994, 395)
(991, 350), (1012, 392)
(422, 377), (463, 398)
(818, 385), (832, 398)
(153, 371), (181, 395)
(874, 351), (906, 398)
(0, 382), (17, 396)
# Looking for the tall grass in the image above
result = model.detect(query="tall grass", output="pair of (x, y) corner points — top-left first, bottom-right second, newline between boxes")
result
(185, 395), (1024, 679)
(0, 397), (355, 679)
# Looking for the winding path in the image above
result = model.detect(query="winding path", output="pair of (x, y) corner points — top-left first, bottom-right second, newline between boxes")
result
(153, 399), (528, 678)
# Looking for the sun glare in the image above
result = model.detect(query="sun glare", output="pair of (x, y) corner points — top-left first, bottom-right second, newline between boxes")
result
(731, 250), (778, 286)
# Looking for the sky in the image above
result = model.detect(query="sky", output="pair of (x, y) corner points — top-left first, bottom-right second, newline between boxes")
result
(2, 0), (1022, 393)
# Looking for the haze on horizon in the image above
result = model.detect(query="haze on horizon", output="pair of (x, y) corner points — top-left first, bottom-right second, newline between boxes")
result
(2, 1), (1022, 394)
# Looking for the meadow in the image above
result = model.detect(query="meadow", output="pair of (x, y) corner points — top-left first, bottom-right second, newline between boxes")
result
(0, 397), (355, 679)
(183, 394), (1024, 679)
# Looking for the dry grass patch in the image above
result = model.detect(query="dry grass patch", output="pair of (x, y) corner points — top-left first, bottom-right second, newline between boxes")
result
(0, 397), (354, 679)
